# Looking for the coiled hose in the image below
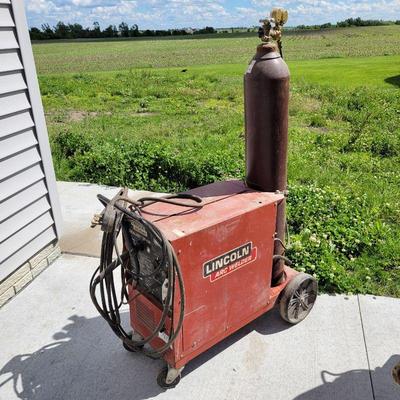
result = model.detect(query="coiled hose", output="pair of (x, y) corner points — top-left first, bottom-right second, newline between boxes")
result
(89, 191), (203, 358)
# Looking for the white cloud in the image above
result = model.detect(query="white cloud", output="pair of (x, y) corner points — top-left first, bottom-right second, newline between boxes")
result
(71, 0), (98, 6)
(27, 0), (56, 13)
(26, 0), (400, 29)
(250, 0), (400, 24)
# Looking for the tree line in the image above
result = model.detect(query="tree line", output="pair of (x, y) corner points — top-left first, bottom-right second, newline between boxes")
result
(29, 17), (400, 41)
(29, 22), (215, 40)
(337, 17), (400, 27)
(296, 17), (400, 30)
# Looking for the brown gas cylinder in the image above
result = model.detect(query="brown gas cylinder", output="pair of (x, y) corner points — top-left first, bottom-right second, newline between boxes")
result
(244, 42), (290, 285)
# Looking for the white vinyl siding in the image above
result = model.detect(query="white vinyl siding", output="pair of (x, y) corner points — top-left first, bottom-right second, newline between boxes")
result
(0, 128), (38, 159)
(0, 0), (60, 282)
(0, 111), (34, 138)
(0, 50), (23, 72)
(0, 4), (14, 26)
(0, 28), (18, 48)
(0, 70), (27, 94)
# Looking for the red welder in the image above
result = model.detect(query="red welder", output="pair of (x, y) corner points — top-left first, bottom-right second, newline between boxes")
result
(90, 8), (317, 388)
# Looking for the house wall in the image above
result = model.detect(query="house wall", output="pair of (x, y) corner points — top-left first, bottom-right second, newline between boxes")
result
(0, 0), (62, 306)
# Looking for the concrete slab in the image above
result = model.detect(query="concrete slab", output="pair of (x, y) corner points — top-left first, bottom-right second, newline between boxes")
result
(0, 254), (375, 400)
(57, 181), (162, 257)
(359, 295), (400, 400)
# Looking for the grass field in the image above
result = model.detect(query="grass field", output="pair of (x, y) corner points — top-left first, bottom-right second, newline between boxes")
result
(34, 26), (400, 296)
(33, 25), (400, 74)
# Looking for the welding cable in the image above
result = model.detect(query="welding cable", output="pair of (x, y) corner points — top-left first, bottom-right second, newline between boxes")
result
(89, 194), (187, 358)
(90, 239), (172, 354)
(273, 254), (292, 266)
(117, 193), (203, 209)
(90, 198), (170, 347)
(90, 216), (173, 352)
(113, 201), (186, 356)
(274, 237), (287, 251)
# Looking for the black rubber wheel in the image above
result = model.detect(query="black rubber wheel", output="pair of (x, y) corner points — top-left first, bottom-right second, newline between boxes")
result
(157, 366), (181, 389)
(279, 272), (318, 324)
(393, 362), (400, 385)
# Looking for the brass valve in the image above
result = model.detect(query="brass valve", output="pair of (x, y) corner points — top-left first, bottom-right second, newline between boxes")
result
(258, 8), (288, 57)
(90, 213), (103, 228)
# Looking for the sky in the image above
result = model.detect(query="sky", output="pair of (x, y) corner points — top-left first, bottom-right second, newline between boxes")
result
(26, 0), (400, 29)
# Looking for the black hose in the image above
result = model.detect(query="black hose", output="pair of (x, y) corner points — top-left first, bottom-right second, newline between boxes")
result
(273, 254), (292, 266)
(117, 192), (203, 209)
(89, 192), (189, 358)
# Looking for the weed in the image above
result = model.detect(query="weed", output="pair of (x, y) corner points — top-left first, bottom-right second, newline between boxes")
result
(40, 36), (400, 296)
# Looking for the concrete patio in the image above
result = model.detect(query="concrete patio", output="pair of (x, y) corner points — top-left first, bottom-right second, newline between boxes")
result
(0, 182), (399, 400)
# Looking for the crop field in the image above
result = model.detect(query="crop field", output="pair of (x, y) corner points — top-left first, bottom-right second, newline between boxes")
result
(33, 25), (400, 73)
(34, 25), (400, 296)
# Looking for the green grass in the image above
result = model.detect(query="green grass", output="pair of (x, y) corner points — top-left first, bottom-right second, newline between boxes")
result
(146, 54), (400, 88)
(33, 25), (400, 74)
(290, 55), (400, 87)
(35, 26), (400, 297)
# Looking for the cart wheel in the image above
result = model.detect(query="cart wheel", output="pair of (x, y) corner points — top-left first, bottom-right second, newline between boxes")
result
(157, 366), (181, 389)
(279, 272), (317, 324)
(393, 362), (400, 385)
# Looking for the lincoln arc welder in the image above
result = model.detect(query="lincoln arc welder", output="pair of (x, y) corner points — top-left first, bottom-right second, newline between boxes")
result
(90, 8), (318, 388)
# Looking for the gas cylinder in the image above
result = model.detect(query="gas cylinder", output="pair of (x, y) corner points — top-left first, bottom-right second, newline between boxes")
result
(244, 39), (290, 285)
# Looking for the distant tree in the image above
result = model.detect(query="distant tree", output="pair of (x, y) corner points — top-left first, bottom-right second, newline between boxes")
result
(337, 17), (390, 27)
(155, 30), (164, 36)
(194, 26), (216, 34)
(29, 27), (43, 40)
(41, 23), (55, 39)
(119, 22), (130, 37)
(171, 28), (188, 36)
(54, 21), (71, 39)
(103, 25), (116, 38)
(143, 29), (154, 36)
(129, 24), (139, 37)
(69, 23), (84, 39)
(92, 21), (101, 38)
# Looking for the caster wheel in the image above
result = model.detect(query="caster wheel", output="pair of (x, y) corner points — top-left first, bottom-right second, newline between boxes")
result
(393, 362), (400, 385)
(279, 272), (317, 324)
(157, 366), (181, 389)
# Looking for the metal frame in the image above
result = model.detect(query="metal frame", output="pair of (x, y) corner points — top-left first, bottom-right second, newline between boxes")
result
(10, 0), (63, 237)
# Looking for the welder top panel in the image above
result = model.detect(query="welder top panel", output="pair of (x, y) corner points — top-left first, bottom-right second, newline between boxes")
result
(141, 180), (283, 241)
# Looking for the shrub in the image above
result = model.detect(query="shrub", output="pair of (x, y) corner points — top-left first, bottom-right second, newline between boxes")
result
(52, 129), (91, 158)
(309, 113), (327, 128)
(52, 133), (244, 192)
(286, 184), (390, 293)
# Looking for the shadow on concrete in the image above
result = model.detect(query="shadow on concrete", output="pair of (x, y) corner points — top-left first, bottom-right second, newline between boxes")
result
(293, 355), (400, 400)
(0, 315), (163, 400)
(0, 309), (290, 400)
(385, 75), (400, 88)
(1, 309), (399, 399)
(184, 306), (290, 375)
